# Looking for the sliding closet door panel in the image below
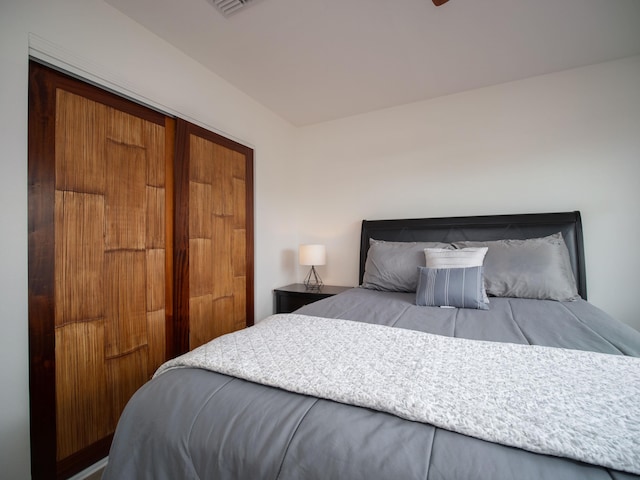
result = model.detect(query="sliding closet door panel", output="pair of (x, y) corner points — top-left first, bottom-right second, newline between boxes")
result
(30, 61), (251, 479)
(55, 90), (165, 461)
(174, 120), (254, 354)
(191, 133), (250, 349)
(29, 62), (172, 479)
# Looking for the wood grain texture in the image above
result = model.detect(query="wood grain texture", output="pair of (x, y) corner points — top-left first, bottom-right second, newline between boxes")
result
(189, 181), (213, 239)
(211, 214), (233, 300)
(104, 250), (148, 358)
(146, 249), (166, 312)
(29, 61), (58, 479)
(188, 135), (247, 348)
(107, 109), (144, 147)
(145, 121), (166, 188)
(172, 120), (192, 356)
(188, 134), (214, 184)
(173, 119), (254, 355)
(146, 186), (166, 248)
(104, 140), (147, 251)
(211, 143), (234, 216)
(105, 346), (149, 429)
(233, 177), (246, 229)
(189, 238), (213, 298)
(211, 295), (236, 341)
(55, 320), (109, 460)
(35, 88), (253, 478)
(189, 294), (214, 349)
(55, 90), (106, 194)
(233, 276), (247, 331)
(164, 118), (176, 360)
(232, 228), (247, 277)
(54, 190), (105, 326)
(147, 309), (166, 377)
(30, 61), (172, 480)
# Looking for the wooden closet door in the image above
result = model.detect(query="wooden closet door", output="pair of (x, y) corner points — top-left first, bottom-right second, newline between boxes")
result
(28, 62), (174, 479)
(173, 120), (254, 355)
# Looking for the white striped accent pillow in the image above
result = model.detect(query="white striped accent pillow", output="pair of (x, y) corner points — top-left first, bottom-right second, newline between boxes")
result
(425, 247), (489, 304)
(415, 266), (489, 310)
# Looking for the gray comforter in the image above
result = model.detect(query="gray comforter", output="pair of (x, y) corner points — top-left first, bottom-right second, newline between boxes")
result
(104, 289), (640, 479)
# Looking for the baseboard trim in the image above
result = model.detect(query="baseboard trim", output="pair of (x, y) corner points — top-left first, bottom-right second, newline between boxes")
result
(67, 457), (108, 480)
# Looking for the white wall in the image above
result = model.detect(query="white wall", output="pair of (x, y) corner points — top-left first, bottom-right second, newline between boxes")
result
(0, 0), (298, 478)
(2, 0), (639, 477)
(296, 56), (640, 332)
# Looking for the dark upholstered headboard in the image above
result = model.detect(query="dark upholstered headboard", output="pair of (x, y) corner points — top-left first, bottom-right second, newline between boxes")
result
(359, 211), (587, 299)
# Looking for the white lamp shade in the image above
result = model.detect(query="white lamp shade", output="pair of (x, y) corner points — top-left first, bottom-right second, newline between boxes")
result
(299, 244), (326, 266)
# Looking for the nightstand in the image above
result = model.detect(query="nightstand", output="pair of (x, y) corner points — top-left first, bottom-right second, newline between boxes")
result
(273, 283), (352, 314)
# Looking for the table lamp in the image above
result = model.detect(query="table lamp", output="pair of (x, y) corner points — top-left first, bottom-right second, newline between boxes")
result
(299, 244), (326, 290)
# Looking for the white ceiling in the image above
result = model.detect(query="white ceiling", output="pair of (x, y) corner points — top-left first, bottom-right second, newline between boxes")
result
(105, 0), (640, 126)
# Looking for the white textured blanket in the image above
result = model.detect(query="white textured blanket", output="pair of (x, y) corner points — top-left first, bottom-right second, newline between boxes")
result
(156, 314), (640, 474)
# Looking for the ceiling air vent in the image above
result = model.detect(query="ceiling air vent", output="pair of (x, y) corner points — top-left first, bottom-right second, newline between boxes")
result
(211, 0), (256, 17)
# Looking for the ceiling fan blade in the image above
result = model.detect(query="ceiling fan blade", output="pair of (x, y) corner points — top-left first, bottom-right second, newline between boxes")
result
(433, 0), (450, 5)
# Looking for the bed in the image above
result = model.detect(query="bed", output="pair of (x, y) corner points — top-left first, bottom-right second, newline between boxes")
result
(103, 211), (640, 480)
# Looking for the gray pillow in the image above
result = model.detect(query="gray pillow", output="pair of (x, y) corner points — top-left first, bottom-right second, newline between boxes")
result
(361, 239), (450, 292)
(425, 247), (490, 305)
(415, 266), (489, 310)
(453, 233), (579, 301)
